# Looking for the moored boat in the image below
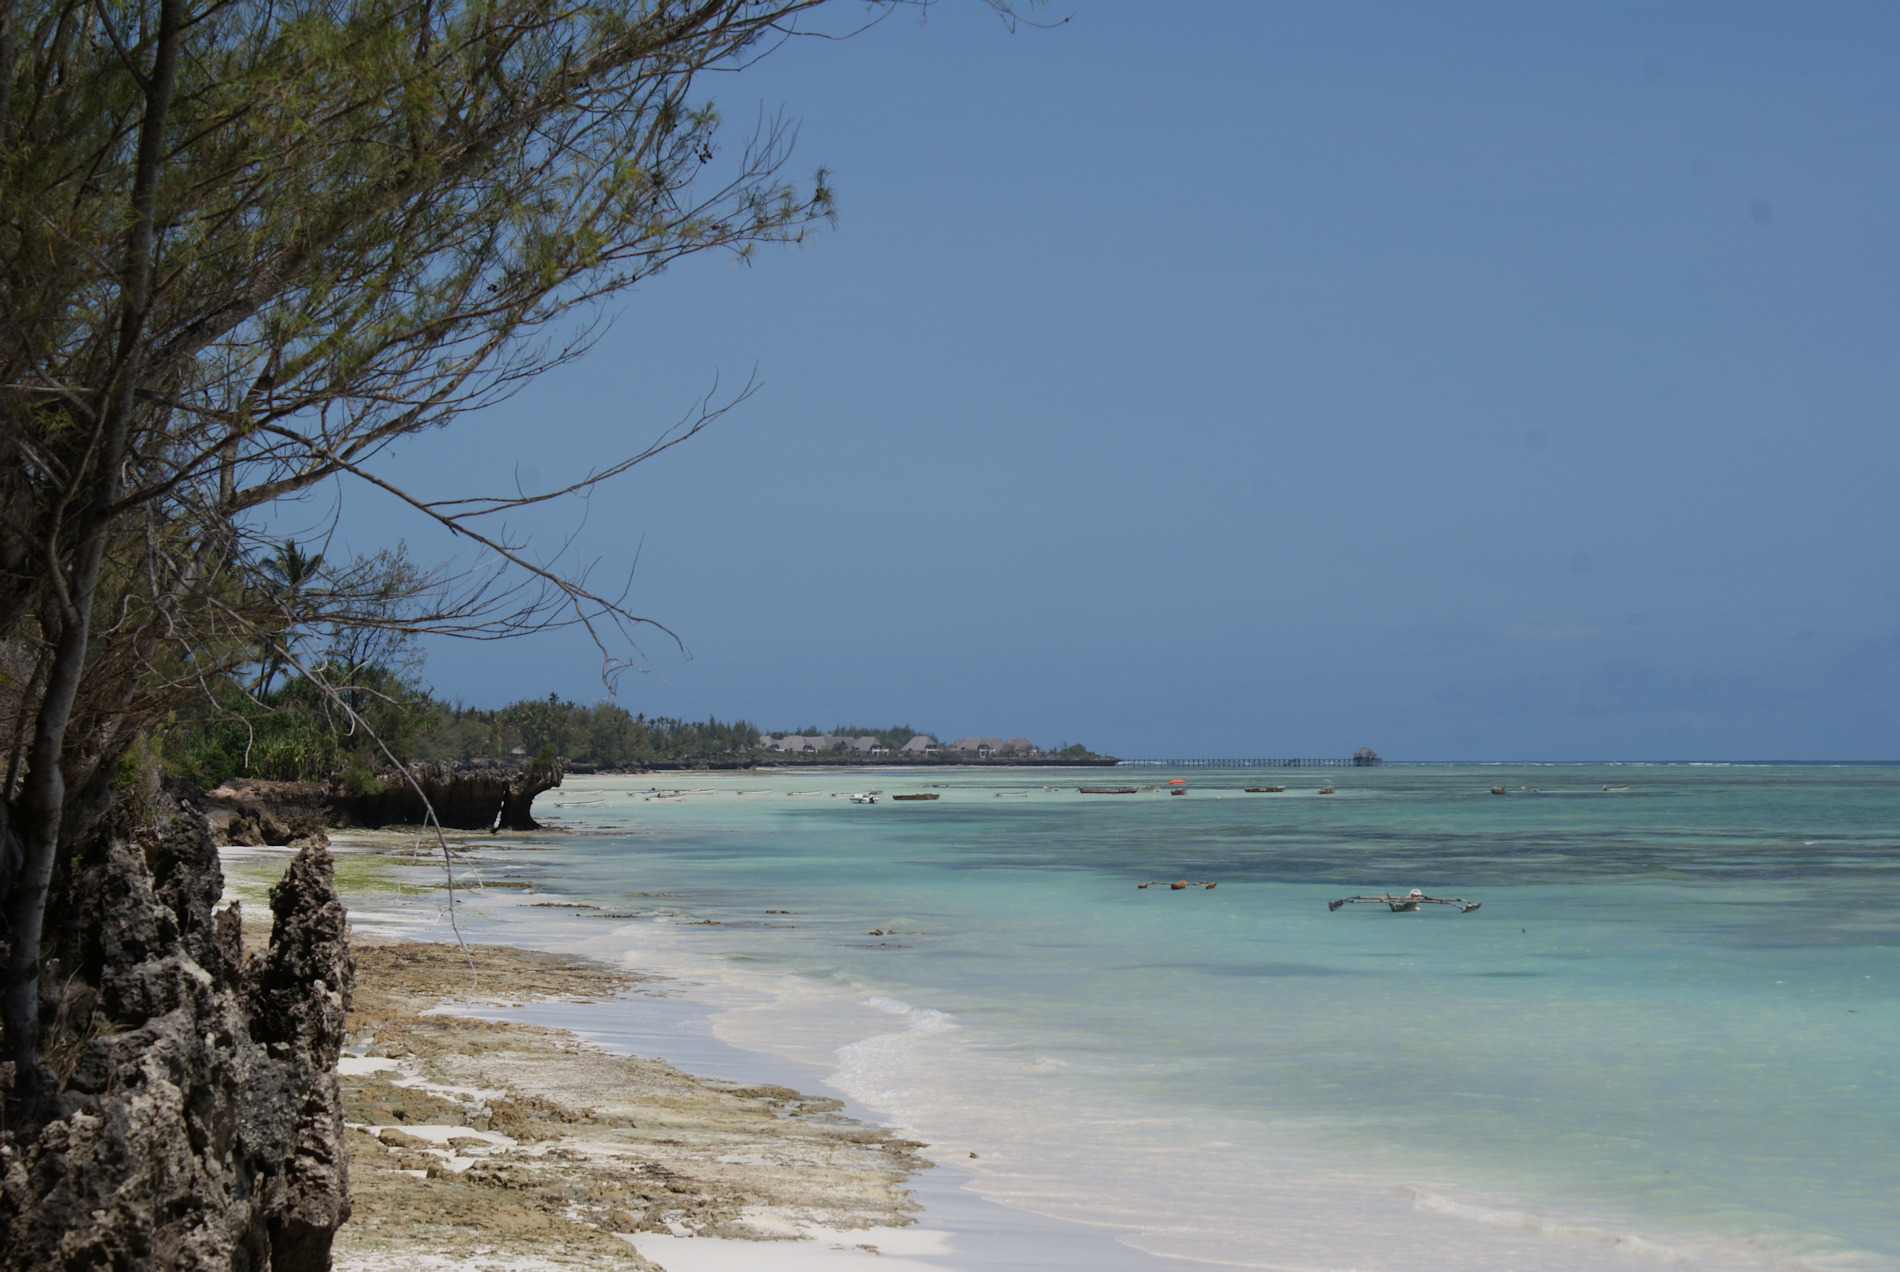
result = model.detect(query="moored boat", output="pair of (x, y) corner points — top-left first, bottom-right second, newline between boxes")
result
(1329, 888), (1481, 913)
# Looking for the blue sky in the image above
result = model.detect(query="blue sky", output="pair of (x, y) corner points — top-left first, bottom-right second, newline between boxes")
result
(334, 1), (1900, 760)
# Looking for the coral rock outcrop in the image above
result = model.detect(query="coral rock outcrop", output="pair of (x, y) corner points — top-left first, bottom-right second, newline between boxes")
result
(0, 798), (354, 1271)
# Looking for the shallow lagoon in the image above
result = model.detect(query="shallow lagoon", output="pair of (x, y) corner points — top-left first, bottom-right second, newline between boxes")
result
(434, 764), (1899, 1271)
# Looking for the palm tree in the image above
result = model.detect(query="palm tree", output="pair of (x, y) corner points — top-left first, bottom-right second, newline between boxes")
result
(254, 540), (324, 698)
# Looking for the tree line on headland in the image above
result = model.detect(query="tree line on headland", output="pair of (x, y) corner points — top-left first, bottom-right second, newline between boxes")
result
(156, 668), (1102, 785)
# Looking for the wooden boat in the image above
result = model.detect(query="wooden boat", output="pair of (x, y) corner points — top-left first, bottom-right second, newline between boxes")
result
(892, 792), (939, 801)
(1490, 786), (1507, 795)
(1317, 785), (1336, 795)
(1079, 786), (1139, 795)
(1329, 889), (1480, 913)
(1603, 784), (1630, 791)
(1245, 785), (1286, 793)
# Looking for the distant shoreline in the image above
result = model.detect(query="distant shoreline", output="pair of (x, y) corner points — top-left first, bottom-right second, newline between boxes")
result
(567, 754), (1124, 773)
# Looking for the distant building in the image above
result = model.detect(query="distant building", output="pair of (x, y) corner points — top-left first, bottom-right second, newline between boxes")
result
(772, 734), (845, 753)
(760, 731), (1032, 759)
(948, 736), (1011, 758)
(1352, 747), (1381, 766)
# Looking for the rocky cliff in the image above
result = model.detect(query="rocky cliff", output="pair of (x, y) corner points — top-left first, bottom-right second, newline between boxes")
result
(205, 757), (565, 842)
(329, 757), (564, 832)
(0, 796), (353, 1271)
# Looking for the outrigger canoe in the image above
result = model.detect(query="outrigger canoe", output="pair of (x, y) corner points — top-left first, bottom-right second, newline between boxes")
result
(1329, 888), (1480, 913)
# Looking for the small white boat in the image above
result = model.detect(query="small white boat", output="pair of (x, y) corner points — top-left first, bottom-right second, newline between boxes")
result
(849, 792), (878, 804)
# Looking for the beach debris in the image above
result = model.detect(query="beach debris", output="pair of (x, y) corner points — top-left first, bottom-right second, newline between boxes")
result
(1329, 888), (1480, 913)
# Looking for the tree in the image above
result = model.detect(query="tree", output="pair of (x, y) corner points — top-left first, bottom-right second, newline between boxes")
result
(252, 539), (325, 697)
(0, 0), (890, 1108)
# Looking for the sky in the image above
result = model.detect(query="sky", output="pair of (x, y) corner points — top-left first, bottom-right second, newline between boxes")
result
(322, 1), (1900, 761)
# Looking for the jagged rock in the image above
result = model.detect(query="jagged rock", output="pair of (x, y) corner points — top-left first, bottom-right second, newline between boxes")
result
(331, 757), (565, 831)
(196, 761), (565, 834)
(224, 804), (325, 848)
(246, 840), (354, 1269)
(0, 799), (353, 1271)
(225, 807), (274, 847)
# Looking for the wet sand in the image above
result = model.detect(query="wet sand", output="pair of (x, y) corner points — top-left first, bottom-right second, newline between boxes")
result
(330, 938), (932, 1271)
(219, 833), (933, 1271)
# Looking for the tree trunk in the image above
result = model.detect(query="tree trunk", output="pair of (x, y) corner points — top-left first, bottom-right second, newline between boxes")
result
(1, 0), (183, 1101)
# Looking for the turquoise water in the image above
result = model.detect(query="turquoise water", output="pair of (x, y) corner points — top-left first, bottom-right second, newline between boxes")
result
(441, 765), (1900, 1271)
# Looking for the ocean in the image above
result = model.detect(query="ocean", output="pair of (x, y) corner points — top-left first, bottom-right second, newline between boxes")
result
(375, 763), (1900, 1271)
